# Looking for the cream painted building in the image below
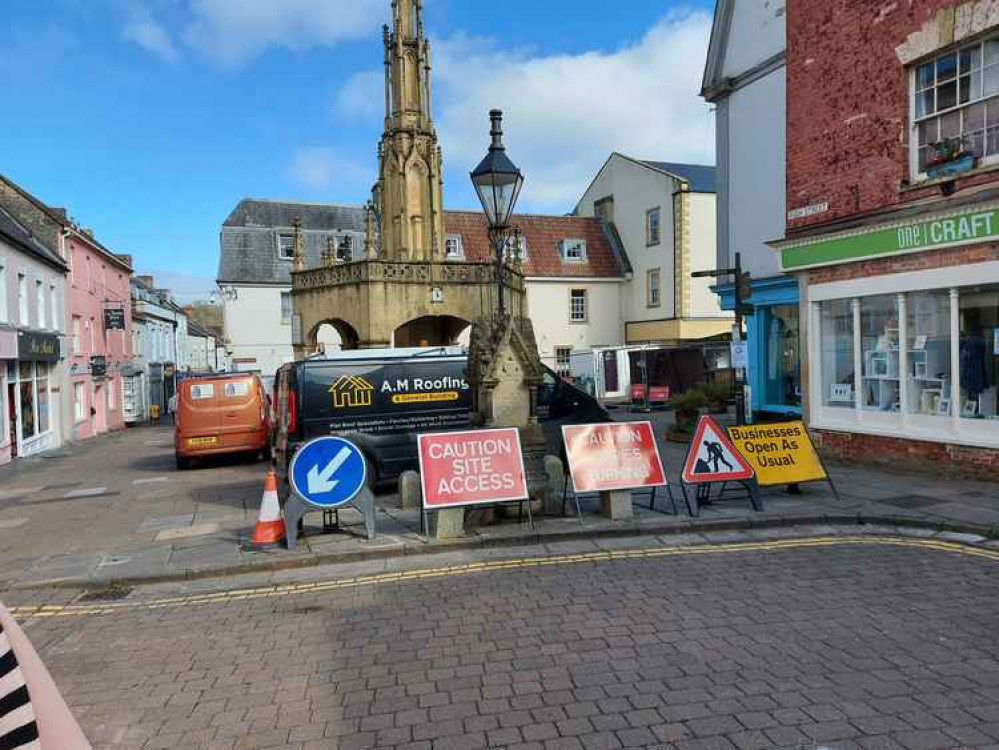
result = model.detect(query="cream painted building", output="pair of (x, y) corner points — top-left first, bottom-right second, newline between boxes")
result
(575, 153), (731, 344)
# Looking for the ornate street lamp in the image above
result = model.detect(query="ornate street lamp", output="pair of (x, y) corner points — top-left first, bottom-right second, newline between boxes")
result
(470, 109), (524, 318)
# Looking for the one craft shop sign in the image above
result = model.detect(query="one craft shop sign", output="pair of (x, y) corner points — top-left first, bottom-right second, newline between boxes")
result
(778, 206), (999, 271)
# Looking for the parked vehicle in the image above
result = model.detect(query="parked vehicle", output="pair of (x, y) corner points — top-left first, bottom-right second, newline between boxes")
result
(174, 373), (270, 469)
(272, 347), (610, 488)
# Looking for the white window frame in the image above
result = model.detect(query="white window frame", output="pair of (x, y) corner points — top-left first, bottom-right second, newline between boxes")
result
(72, 316), (82, 354)
(504, 235), (528, 262)
(809, 261), (999, 449)
(280, 291), (293, 324)
(910, 36), (999, 181)
(17, 274), (28, 324)
(108, 377), (116, 410)
(445, 234), (464, 260)
(35, 279), (45, 330)
(277, 233), (295, 261)
(0, 256), (7, 323)
(49, 283), (58, 332)
(555, 347), (572, 378)
(561, 239), (587, 262)
(646, 207), (662, 246)
(569, 289), (588, 323)
(647, 269), (662, 308)
(74, 381), (86, 423)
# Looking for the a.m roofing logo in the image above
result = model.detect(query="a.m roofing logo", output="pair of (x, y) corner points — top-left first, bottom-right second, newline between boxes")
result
(329, 376), (375, 409)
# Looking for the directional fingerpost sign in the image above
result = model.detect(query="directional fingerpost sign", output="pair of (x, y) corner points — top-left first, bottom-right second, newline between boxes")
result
(682, 415), (754, 485)
(289, 436), (367, 509)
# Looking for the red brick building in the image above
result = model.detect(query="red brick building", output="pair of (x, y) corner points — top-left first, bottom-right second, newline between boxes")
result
(773, 1), (999, 475)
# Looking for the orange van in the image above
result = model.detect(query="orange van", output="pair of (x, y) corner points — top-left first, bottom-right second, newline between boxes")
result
(174, 374), (270, 469)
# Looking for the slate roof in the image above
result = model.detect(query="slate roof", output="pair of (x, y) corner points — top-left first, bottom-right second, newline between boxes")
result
(218, 199), (367, 284)
(443, 211), (630, 279)
(0, 206), (68, 271)
(640, 162), (717, 193)
(217, 199), (630, 284)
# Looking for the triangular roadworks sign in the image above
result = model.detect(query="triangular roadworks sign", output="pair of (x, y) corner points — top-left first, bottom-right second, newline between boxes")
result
(682, 415), (755, 484)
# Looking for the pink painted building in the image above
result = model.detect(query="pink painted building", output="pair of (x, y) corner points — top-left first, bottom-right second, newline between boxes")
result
(65, 236), (132, 441)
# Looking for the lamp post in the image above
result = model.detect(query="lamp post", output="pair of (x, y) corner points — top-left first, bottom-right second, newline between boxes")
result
(470, 109), (525, 319)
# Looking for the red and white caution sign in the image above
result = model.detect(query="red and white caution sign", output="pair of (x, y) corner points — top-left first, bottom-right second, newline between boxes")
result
(418, 428), (528, 509)
(562, 422), (666, 493)
(681, 415), (754, 485)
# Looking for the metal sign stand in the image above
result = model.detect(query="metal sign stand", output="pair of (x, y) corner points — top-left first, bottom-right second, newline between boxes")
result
(680, 478), (762, 518)
(285, 487), (377, 550)
(559, 472), (679, 518)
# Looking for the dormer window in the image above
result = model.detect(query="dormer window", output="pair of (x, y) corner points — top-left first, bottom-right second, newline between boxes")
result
(277, 233), (295, 260)
(445, 234), (464, 259)
(560, 239), (587, 262)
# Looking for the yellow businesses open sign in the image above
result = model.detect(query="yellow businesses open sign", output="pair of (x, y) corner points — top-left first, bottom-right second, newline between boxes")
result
(727, 421), (828, 487)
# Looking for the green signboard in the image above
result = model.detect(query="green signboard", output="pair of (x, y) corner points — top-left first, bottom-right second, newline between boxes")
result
(780, 206), (999, 271)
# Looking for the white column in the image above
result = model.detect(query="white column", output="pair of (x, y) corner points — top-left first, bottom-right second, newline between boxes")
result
(950, 288), (961, 430)
(853, 298), (863, 417)
(809, 301), (822, 424)
(897, 293), (908, 419)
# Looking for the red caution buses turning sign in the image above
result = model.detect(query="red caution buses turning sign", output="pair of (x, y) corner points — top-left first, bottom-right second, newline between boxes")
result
(562, 422), (666, 493)
(417, 428), (528, 509)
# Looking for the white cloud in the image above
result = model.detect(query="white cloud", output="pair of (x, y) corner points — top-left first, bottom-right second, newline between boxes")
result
(124, 20), (179, 63)
(336, 10), (715, 212)
(334, 70), (384, 120)
(288, 147), (371, 192)
(184, 0), (385, 67)
(141, 270), (218, 303)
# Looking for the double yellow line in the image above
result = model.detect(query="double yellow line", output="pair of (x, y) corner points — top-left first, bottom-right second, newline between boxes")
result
(9, 536), (998, 620)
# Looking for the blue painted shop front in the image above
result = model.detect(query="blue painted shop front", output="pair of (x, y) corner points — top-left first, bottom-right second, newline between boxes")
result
(717, 276), (802, 421)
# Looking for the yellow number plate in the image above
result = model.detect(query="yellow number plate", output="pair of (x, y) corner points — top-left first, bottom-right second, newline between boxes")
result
(187, 437), (218, 447)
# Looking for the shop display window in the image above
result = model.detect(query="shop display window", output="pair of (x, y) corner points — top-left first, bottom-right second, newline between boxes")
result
(959, 285), (999, 421)
(820, 299), (855, 409)
(861, 296), (901, 412)
(762, 304), (802, 409)
(906, 291), (952, 417)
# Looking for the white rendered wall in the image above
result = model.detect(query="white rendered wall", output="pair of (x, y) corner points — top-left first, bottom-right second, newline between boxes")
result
(224, 285), (293, 378)
(526, 280), (624, 370)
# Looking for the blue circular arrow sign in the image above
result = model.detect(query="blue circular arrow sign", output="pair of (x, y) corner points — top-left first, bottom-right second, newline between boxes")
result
(289, 437), (367, 509)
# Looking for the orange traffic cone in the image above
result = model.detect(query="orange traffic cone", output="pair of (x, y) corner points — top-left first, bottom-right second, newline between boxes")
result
(248, 470), (285, 549)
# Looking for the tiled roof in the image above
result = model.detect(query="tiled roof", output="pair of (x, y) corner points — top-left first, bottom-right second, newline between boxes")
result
(640, 162), (717, 193)
(443, 211), (629, 279)
(0, 206), (67, 271)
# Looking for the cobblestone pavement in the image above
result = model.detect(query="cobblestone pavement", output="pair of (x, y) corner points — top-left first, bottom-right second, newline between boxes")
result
(2, 424), (999, 589)
(18, 537), (999, 750)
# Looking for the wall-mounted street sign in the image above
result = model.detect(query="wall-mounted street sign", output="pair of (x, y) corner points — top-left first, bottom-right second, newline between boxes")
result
(103, 308), (126, 330)
(418, 428), (527, 510)
(682, 416), (754, 485)
(289, 436), (367, 509)
(90, 356), (107, 379)
(727, 421), (827, 487)
(561, 422), (665, 494)
(17, 332), (60, 363)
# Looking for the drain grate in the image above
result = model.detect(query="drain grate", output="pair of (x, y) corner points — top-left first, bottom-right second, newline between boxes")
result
(77, 585), (133, 602)
(875, 495), (943, 509)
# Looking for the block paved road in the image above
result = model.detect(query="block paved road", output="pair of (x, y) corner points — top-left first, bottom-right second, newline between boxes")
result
(17, 537), (999, 750)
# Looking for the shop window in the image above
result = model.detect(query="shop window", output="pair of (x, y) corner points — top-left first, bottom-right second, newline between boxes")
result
(906, 291), (952, 417)
(912, 38), (999, 176)
(820, 299), (855, 409)
(19, 362), (35, 440)
(74, 382), (86, 423)
(763, 304), (802, 409)
(555, 347), (572, 378)
(959, 285), (999, 421)
(860, 296), (902, 412)
(36, 364), (49, 434)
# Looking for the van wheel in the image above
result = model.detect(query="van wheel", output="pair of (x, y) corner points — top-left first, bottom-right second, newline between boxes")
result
(176, 455), (191, 471)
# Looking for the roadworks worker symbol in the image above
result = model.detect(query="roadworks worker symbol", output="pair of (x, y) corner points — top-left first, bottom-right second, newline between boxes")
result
(329, 376), (375, 409)
(682, 415), (754, 484)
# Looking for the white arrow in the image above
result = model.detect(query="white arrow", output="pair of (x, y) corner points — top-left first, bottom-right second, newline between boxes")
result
(307, 446), (353, 495)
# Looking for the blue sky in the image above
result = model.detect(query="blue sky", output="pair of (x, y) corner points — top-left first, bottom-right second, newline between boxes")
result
(1, 0), (716, 300)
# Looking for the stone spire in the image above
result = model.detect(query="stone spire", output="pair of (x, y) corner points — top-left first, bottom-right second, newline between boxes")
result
(291, 215), (306, 272)
(372, 0), (445, 263)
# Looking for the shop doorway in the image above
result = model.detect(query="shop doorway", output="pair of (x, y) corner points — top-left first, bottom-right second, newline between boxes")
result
(93, 384), (106, 434)
(6, 382), (16, 458)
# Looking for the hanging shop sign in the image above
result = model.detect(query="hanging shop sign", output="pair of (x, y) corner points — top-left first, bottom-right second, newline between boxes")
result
(17, 331), (60, 363)
(727, 421), (827, 487)
(561, 422), (666, 494)
(90, 356), (108, 379)
(103, 308), (126, 330)
(417, 428), (527, 510)
(778, 204), (999, 271)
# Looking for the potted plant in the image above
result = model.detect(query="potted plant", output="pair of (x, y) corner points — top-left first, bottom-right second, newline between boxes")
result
(667, 388), (707, 442)
(926, 136), (976, 179)
(700, 383), (733, 414)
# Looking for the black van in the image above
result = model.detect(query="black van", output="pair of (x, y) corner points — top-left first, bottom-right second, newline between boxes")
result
(272, 347), (609, 487)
